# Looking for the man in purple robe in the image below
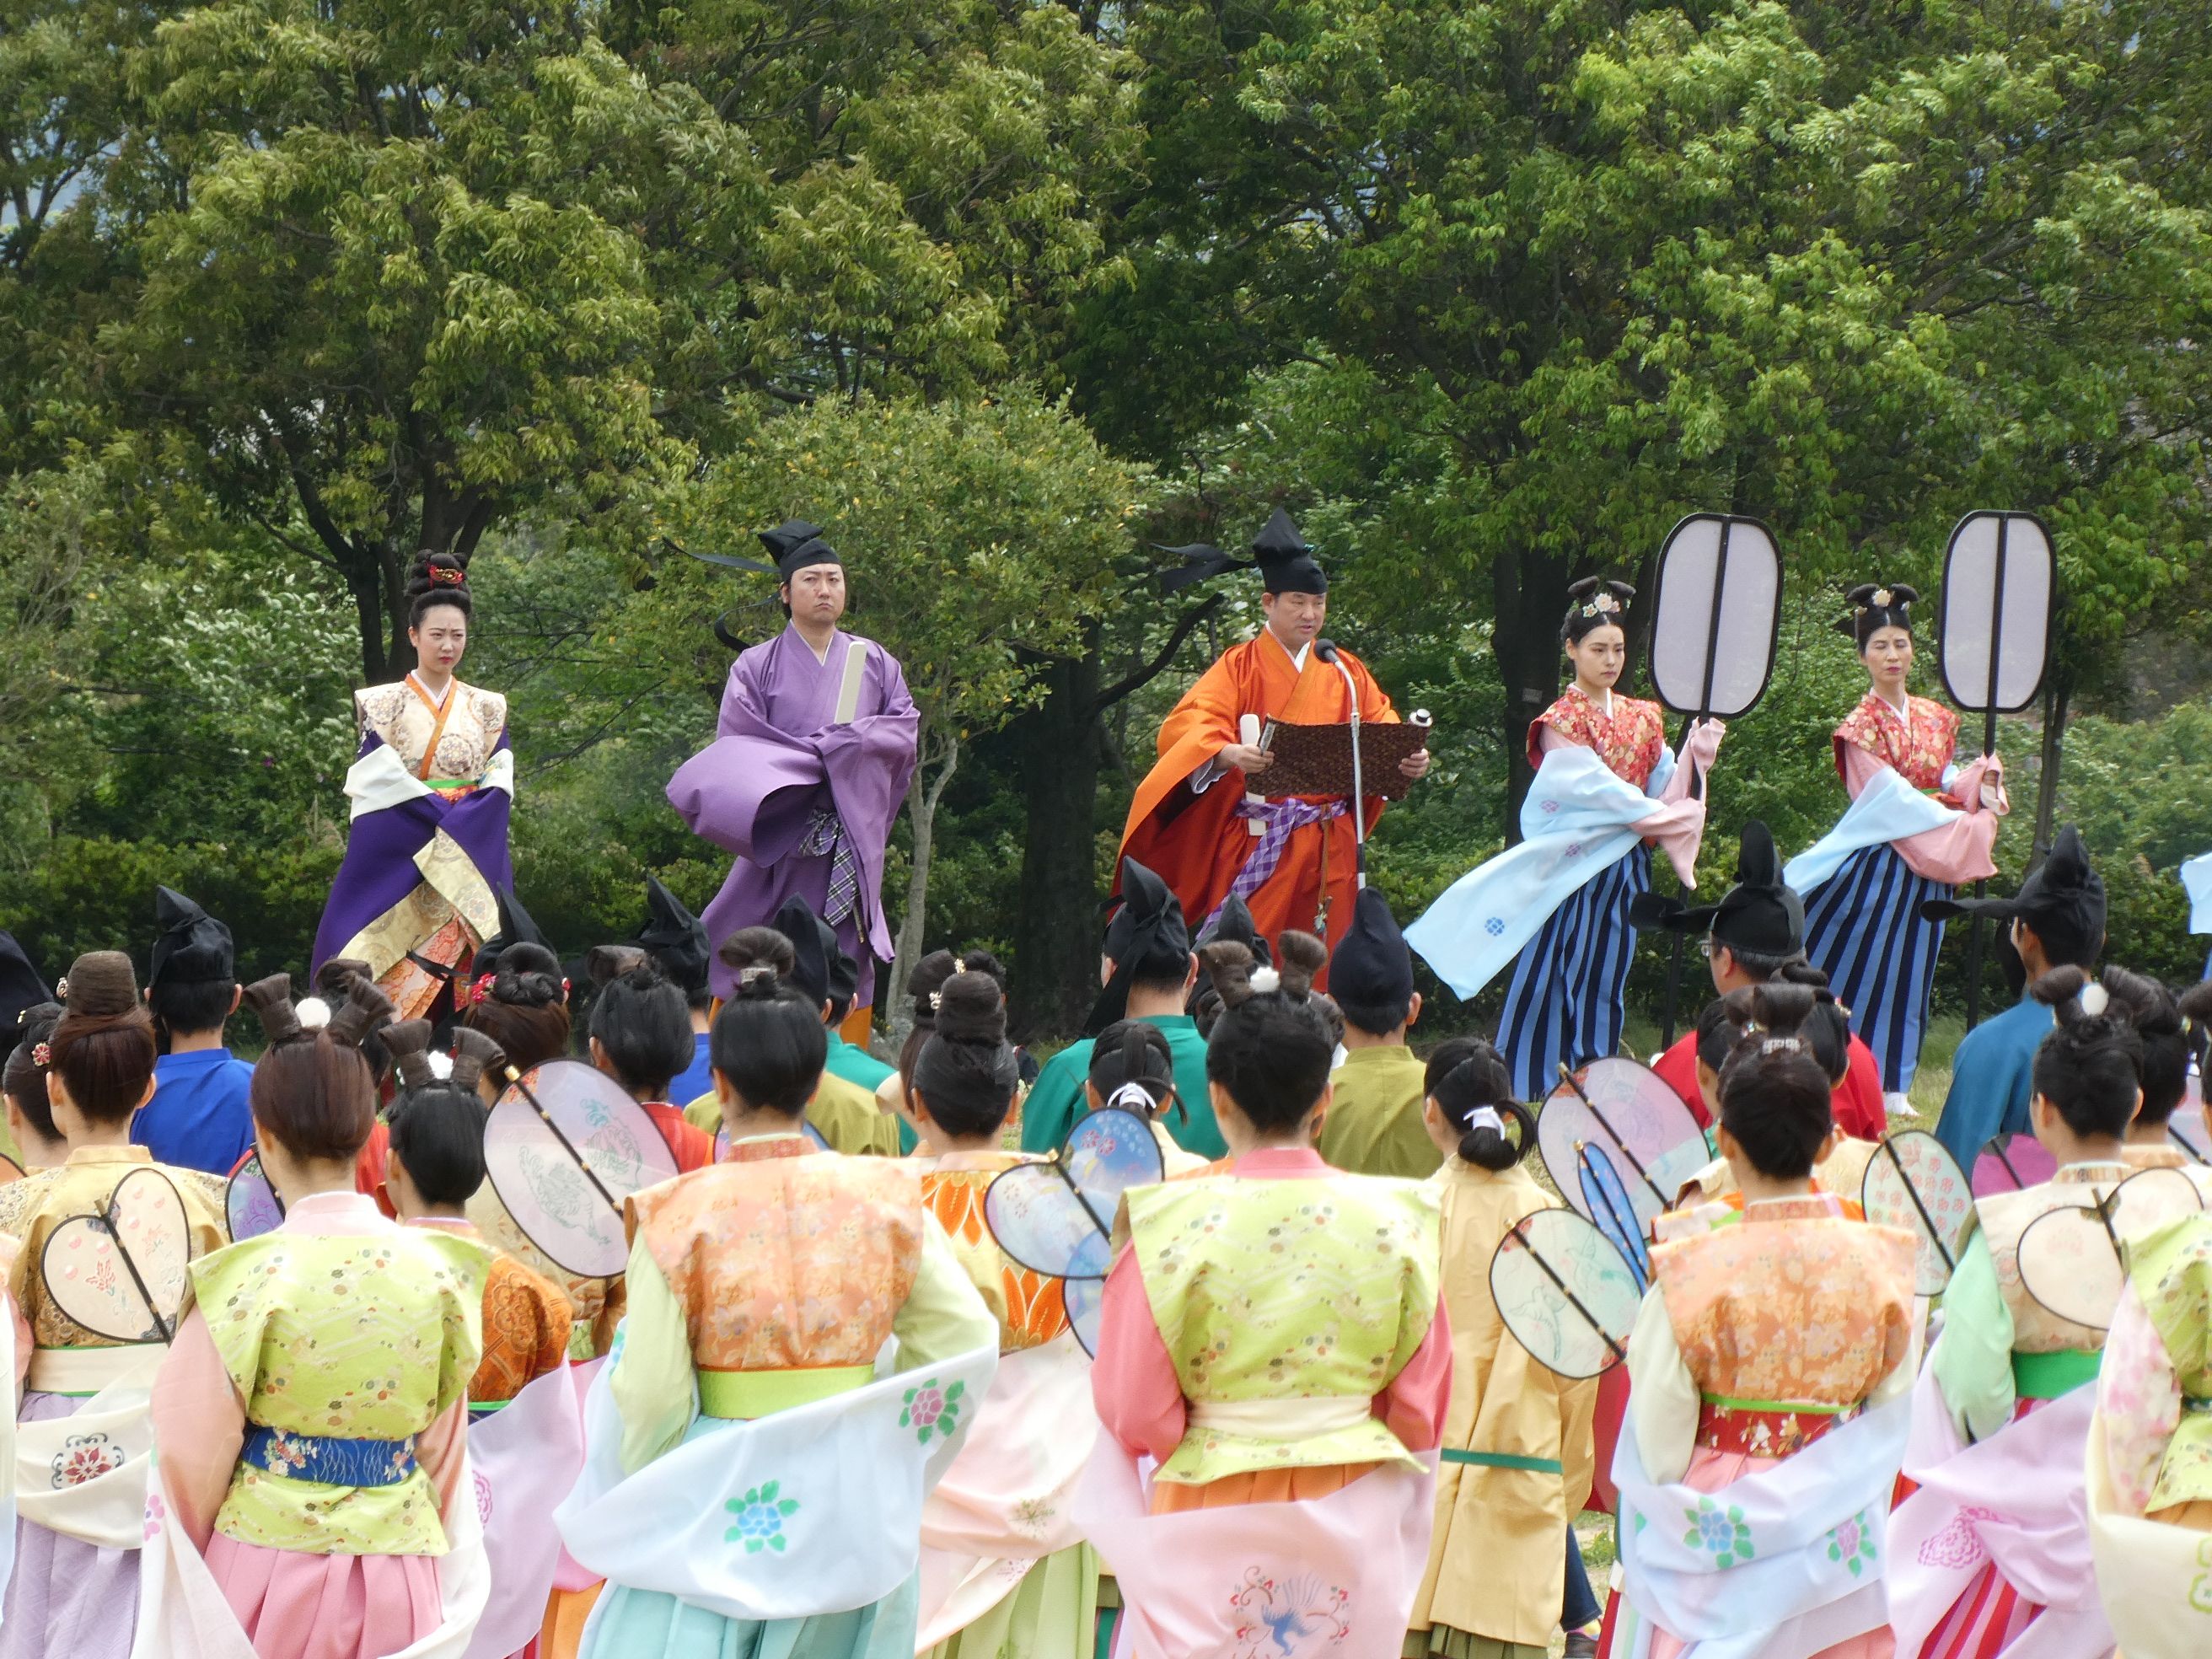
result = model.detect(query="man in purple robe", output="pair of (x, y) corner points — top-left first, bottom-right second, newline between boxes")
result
(667, 521), (920, 1011)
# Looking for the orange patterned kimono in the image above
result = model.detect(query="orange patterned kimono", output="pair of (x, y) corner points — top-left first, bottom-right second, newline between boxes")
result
(1119, 633), (1400, 959)
(1624, 1194), (1919, 1659)
(411, 1216), (573, 1407)
(918, 1153), (1070, 1352)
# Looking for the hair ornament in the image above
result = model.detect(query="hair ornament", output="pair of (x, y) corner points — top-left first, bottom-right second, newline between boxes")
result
(1106, 1081), (1158, 1115)
(1871, 588), (1893, 608)
(53, 978), (67, 1000)
(1249, 965), (1281, 994)
(2079, 981), (2110, 1018)
(1466, 1105), (1506, 1134)
(427, 1050), (454, 1082)
(929, 991), (944, 1012)
(430, 564), (466, 587)
(1578, 592), (1624, 620)
(29, 1042), (50, 1069)
(1759, 1035), (1804, 1055)
(295, 996), (332, 1033)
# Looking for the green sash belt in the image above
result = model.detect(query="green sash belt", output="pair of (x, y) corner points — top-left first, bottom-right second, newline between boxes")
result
(2013, 1347), (2102, 1399)
(1441, 1449), (1563, 1474)
(698, 1362), (874, 1420)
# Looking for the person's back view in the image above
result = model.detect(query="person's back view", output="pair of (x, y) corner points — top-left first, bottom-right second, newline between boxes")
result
(1081, 941), (1450, 1655)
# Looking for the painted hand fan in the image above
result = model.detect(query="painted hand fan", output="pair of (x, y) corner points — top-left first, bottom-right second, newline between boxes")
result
(226, 1152), (286, 1242)
(1576, 1143), (1650, 1294)
(1539, 1058), (1708, 1232)
(712, 1121), (830, 1160)
(1489, 1209), (1642, 1381)
(1647, 514), (1782, 721)
(1860, 1131), (1974, 1297)
(484, 1060), (682, 1279)
(984, 1106), (1163, 1356)
(1940, 511), (2054, 717)
(1972, 1134), (2057, 1196)
(2016, 1168), (2204, 1331)
(41, 1167), (195, 1343)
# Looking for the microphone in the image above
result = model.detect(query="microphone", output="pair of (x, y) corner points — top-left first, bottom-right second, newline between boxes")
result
(1315, 638), (1340, 663)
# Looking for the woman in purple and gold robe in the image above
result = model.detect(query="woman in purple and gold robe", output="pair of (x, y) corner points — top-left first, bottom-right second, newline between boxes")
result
(665, 522), (919, 1014)
(311, 554), (512, 1019)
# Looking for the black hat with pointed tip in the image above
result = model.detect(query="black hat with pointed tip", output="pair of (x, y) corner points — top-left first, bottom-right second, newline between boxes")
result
(1089, 858), (1191, 1035)
(760, 519), (840, 581)
(1629, 821), (1803, 960)
(635, 877), (711, 994)
(0, 932), (51, 1066)
(1157, 507), (1328, 596)
(1195, 893), (1272, 969)
(149, 885), (236, 987)
(1919, 826), (2106, 965)
(1326, 888), (1415, 1010)
(471, 888), (551, 984)
(770, 894), (839, 1008)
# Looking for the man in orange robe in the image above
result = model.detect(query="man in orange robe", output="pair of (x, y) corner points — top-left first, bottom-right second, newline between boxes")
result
(1118, 510), (1430, 972)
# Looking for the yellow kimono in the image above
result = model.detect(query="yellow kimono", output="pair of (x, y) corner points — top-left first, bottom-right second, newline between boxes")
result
(1407, 1157), (1597, 1658)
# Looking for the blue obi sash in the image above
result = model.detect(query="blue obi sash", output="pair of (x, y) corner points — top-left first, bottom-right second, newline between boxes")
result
(239, 1425), (418, 1487)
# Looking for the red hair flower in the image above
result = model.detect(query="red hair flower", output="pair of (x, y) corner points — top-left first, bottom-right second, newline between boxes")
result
(30, 1042), (51, 1068)
(431, 565), (465, 587)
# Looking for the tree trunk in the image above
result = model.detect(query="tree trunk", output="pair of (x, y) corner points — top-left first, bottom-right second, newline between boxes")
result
(884, 731), (960, 1050)
(1009, 628), (1107, 1042)
(1491, 548), (1570, 839)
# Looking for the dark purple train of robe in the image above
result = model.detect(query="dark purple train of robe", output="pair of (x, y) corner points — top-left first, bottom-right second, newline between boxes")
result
(667, 624), (918, 1006)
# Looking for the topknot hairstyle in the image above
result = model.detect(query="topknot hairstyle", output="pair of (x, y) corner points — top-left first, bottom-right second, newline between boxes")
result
(896, 948), (1008, 1101)
(1199, 937), (1333, 1131)
(1839, 582), (1919, 652)
(381, 1019), (497, 1206)
(244, 971), (393, 1161)
(463, 941), (571, 1074)
(406, 551), (473, 628)
(2030, 966), (2147, 1141)
(50, 952), (159, 1125)
(1715, 986), (1836, 1178)
(2097, 965), (2188, 1126)
(2, 1002), (65, 1145)
(910, 970), (1020, 1139)
(1561, 577), (1636, 645)
(709, 969), (827, 1118)
(585, 951), (694, 1101)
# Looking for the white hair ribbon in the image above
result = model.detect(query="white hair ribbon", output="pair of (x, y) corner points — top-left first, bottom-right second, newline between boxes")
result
(1466, 1106), (1506, 1134)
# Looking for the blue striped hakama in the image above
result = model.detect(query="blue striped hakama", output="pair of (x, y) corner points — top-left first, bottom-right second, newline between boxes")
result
(1498, 844), (1653, 1103)
(1799, 843), (1948, 1094)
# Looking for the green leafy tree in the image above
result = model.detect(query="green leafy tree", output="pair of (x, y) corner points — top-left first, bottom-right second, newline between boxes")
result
(1090, 0), (2212, 816)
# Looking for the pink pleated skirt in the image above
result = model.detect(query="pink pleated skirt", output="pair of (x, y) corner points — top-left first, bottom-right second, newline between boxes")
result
(204, 1533), (444, 1659)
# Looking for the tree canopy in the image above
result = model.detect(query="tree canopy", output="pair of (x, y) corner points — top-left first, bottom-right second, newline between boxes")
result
(3, 0), (2208, 1039)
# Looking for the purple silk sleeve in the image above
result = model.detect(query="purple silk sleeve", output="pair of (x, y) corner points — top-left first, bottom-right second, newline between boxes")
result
(669, 641), (918, 994)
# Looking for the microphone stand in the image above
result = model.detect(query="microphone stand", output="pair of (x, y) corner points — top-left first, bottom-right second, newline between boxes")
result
(1318, 641), (1366, 889)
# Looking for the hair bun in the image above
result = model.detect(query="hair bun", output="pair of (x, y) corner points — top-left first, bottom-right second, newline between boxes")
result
(2031, 964), (2093, 1015)
(1197, 940), (1258, 1009)
(405, 552), (470, 599)
(59, 952), (138, 1018)
(1274, 931), (1327, 1000)
(242, 974), (304, 1046)
(1565, 576), (1601, 601)
(933, 972), (1005, 1044)
(735, 964), (784, 1001)
(450, 1027), (506, 1093)
(492, 943), (564, 1007)
(325, 972), (395, 1050)
(586, 944), (652, 987)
